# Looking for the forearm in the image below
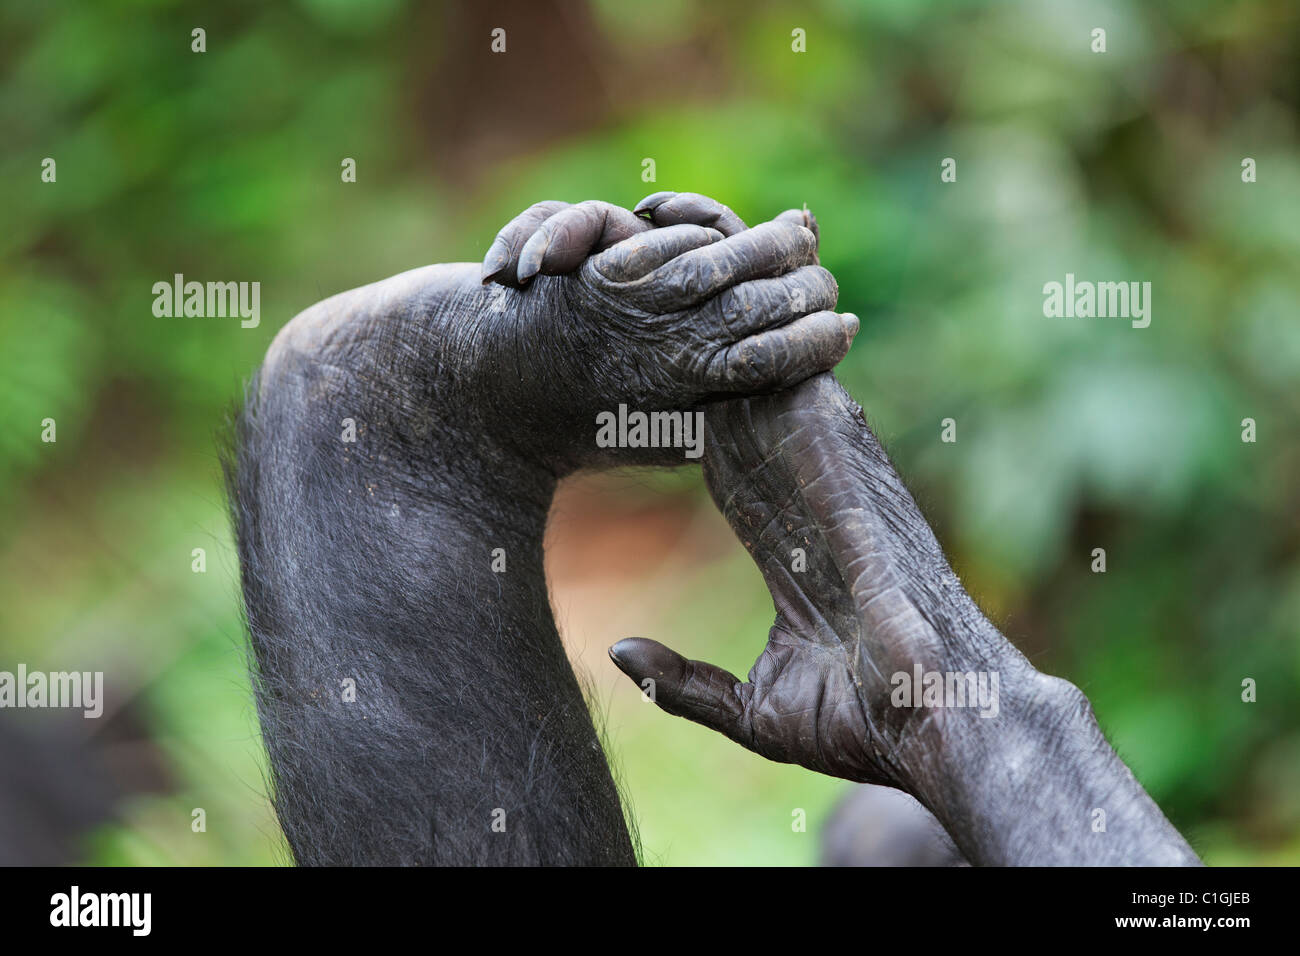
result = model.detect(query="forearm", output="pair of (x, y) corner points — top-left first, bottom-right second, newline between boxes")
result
(790, 380), (1199, 863)
(809, 374), (1200, 865)
(899, 644), (1201, 866)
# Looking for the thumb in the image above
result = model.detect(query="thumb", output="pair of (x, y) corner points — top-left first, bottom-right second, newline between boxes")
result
(608, 637), (751, 745)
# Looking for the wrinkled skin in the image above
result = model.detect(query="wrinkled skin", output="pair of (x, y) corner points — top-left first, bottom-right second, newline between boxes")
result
(633, 374), (1201, 865)
(231, 185), (1200, 866)
(228, 197), (853, 864)
(499, 192), (1202, 866)
(470, 200), (852, 473)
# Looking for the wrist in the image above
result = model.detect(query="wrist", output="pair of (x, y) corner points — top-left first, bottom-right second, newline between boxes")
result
(886, 641), (1062, 833)
(893, 655), (1198, 865)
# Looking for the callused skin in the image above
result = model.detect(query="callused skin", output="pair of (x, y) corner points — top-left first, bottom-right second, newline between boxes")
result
(227, 201), (855, 864)
(496, 191), (1202, 866)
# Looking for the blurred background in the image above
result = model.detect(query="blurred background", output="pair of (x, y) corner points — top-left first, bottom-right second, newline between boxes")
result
(2, 0), (1298, 865)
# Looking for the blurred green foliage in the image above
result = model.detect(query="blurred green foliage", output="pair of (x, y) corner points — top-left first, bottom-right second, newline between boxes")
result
(2, 0), (1297, 865)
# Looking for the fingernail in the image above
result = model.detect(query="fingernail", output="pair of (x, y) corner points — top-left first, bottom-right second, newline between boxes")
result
(516, 231), (550, 283)
(608, 638), (638, 669)
(609, 636), (654, 669)
(633, 192), (674, 217)
(481, 242), (509, 283)
(517, 257), (541, 282)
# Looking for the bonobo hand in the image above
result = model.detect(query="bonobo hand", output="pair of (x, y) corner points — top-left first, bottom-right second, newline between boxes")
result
(484, 192), (818, 274)
(476, 199), (853, 471)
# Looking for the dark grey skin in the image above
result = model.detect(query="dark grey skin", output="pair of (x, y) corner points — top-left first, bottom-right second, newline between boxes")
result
(496, 192), (1202, 867)
(226, 199), (854, 864)
(621, 372), (1202, 866)
(230, 183), (1199, 866)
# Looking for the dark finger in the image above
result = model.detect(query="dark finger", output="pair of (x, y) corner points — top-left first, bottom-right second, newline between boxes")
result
(702, 310), (859, 394)
(635, 191), (749, 237)
(631, 220), (819, 312)
(773, 207), (819, 262)
(587, 223), (725, 283)
(516, 200), (651, 281)
(481, 200), (571, 287)
(699, 265), (839, 341)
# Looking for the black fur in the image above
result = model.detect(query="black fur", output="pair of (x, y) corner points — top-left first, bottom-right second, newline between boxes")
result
(224, 270), (637, 865)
